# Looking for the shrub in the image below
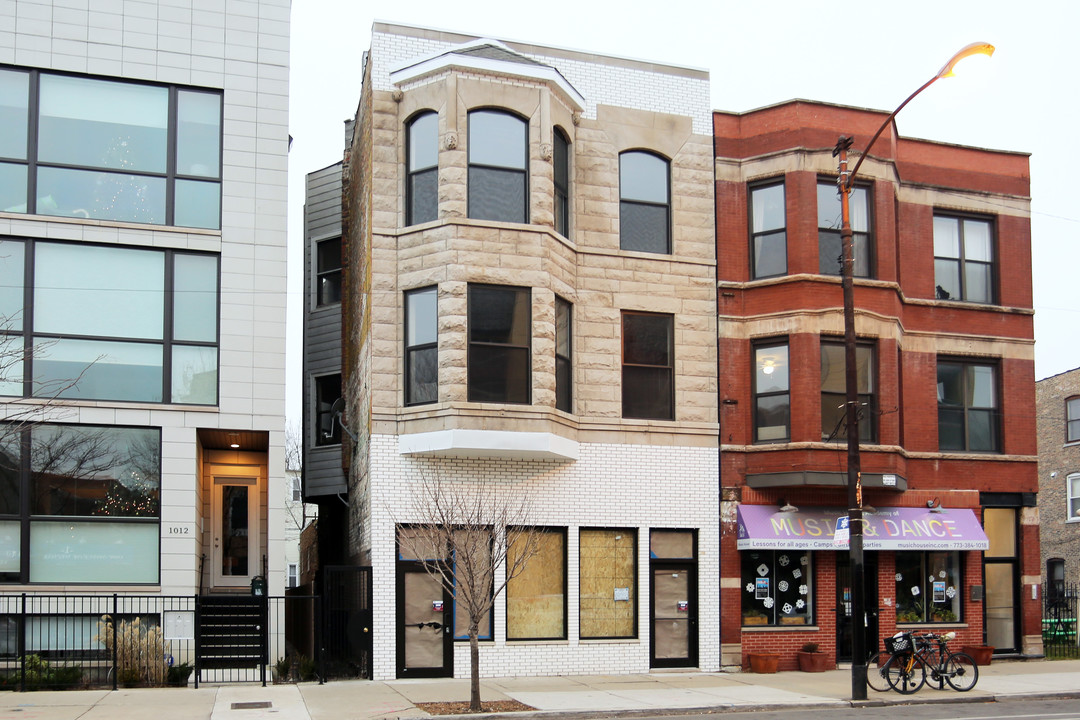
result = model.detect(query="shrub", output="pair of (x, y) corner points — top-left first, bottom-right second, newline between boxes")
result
(298, 655), (317, 682)
(95, 615), (169, 687)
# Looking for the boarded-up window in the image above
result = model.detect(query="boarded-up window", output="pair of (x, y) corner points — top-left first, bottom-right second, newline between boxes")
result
(649, 530), (694, 559)
(579, 528), (636, 638)
(507, 528), (565, 639)
(396, 526), (446, 561)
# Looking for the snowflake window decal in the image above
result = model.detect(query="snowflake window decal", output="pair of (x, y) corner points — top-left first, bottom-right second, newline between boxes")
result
(896, 573), (903, 581)
(800, 555), (808, 566)
(746, 583), (755, 593)
(778, 555), (790, 567)
(939, 570), (947, 578)
(799, 584), (808, 595)
(778, 580), (789, 592)
(946, 586), (956, 599)
(782, 603), (793, 614)
(792, 568), (802, 579)
(757, 564), (769, 577)
(763, 597), (774, 609)
(795, 599), (806, 610)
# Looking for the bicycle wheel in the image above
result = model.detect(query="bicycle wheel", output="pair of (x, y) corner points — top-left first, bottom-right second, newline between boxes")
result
(885, 653), (926, 694)
(865, 651), (892, 692)
(943, 651), (979, 692)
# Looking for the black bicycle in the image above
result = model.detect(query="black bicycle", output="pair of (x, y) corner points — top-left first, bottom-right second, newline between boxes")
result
(880, 631), (979, 694)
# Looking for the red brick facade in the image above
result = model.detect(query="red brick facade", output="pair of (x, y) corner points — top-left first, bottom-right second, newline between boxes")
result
(714, 101), (1039, 668)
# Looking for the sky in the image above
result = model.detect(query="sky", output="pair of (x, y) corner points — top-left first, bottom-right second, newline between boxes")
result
(285, 0), (1080, 423)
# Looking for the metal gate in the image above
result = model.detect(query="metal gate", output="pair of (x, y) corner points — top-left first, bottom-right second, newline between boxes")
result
(1043, 581), (1078, 658)
(320, 566), (372, 679)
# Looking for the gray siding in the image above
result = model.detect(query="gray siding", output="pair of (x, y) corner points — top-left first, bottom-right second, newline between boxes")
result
(303, 162), (346, 497)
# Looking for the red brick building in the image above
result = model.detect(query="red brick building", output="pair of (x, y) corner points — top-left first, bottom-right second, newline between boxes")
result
(714, 100), (1040, 670)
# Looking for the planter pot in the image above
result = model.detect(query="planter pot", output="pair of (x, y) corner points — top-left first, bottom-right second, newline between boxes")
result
(797, 651), (830, 672)
(743, 616), (769, 626)
(962, 645), (993, 666)
(748, 652), (780, 674)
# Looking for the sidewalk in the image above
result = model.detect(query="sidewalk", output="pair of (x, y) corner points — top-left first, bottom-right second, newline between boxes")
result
(3, 659), (1080, 720)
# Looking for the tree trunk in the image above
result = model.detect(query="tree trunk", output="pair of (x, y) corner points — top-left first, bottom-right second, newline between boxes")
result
(469, 624), (481, 712)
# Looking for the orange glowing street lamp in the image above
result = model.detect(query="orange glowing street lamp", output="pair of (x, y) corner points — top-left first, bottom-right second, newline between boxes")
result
(833, 41), (994, 701)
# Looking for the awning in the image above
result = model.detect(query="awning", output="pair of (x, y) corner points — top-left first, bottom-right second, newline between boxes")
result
(736, 505), (989, 551)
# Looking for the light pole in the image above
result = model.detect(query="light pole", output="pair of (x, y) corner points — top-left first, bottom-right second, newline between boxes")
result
(834, 41), (994, 701)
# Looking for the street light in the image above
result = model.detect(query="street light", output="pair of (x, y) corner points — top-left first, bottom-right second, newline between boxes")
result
(833, 41), (994, 701)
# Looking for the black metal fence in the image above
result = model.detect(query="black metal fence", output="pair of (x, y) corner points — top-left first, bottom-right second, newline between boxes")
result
(0, 594), (324, 691)
(1043, 581), (1078, 659)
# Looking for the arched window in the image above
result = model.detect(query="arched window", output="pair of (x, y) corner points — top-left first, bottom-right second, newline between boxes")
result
(468, 110), (527, 223)
(406, 111), (438, 225)
(553, 127), (569, 237)
(619, 150), (670, 254)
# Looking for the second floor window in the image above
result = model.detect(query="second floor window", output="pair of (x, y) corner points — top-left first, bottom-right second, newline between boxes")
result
(820, 341), (876, 442)
(405, 286), (438, 406)
(621, 311), (673, 420)
(750, 182), (786, 279)
(316, 238), (342, 306)
(468, 110), (527, 223)
(619, 151), (670, 254)
(1067, 396), (1080, 443)
(934, 215), (994, 303)
(0, 238), (218, 404)
(937, 360), (998, 452)
(818, 181), (870, 277)
(555, 296), (572, 413)
(754, 342), (789, 442)
(407, 111), (438, 225)
(468, 284), (530, 404)
(0, 67), (222, 229)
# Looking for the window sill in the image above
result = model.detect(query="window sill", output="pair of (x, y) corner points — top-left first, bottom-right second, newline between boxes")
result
(579, 637), (639, 644)
(0, 211), (221, 236)
(741, 625), (820, 632)
(505, 639), (569, 646)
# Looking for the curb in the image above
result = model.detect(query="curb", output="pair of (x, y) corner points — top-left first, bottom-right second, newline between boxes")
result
(421, 689), (1080, 720)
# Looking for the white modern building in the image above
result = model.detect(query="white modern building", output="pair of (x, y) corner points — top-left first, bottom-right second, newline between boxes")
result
(0, 0), (289, 668)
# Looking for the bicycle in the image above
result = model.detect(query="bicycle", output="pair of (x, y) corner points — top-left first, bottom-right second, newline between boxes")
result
(882, 631), (979, 694)
(865, 650), (893, 692)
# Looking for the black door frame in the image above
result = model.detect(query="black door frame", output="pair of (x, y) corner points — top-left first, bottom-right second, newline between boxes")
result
(395, 563), (454, 678)
(649, 560), (698, 668)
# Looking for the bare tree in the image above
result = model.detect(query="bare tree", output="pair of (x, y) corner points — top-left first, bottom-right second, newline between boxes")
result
(392, 470), (543, 712)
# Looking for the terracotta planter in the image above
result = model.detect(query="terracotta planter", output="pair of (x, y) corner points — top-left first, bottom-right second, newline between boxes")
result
(962, 645), (993, 666)
(748, 652), (779, 673)
(797, 650), (830, 672)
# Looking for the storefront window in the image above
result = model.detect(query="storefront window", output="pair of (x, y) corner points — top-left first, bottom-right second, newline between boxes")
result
(741, 550), (812, 625)
(894, 551), (961, 623)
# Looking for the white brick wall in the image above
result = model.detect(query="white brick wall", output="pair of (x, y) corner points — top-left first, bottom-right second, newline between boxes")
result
(369, 28), (712, 135)
(0, 0), (289, 597)
(367, 434), (720, 679)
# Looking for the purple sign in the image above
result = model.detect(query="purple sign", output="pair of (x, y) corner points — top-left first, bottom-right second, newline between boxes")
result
(736, 505), (989, 551)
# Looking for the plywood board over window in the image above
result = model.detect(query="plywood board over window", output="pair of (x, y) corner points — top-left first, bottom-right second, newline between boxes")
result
(580, 529), (636, 638)
(507, 528), (565, 639)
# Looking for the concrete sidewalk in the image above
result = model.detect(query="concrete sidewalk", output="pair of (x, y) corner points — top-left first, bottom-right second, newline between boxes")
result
(3, 659), (1079, 720)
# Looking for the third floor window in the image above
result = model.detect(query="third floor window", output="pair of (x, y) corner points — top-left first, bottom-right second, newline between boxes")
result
(1067, 396), (1080, 443)
(619, 151), (670, 254)
(468, 110), (527, 224)
(316, 237), (341, 307)
(750, 182), (786, 279)
(820, 341), (876, 443)
(934, 215), (994, 303)
(406, 111), (438, 225)
(0, 67), (222, 229)
(818, 181), (870, 277)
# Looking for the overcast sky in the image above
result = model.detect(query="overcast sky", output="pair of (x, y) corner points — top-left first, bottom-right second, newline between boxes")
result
(285, 0), (1079, 423)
